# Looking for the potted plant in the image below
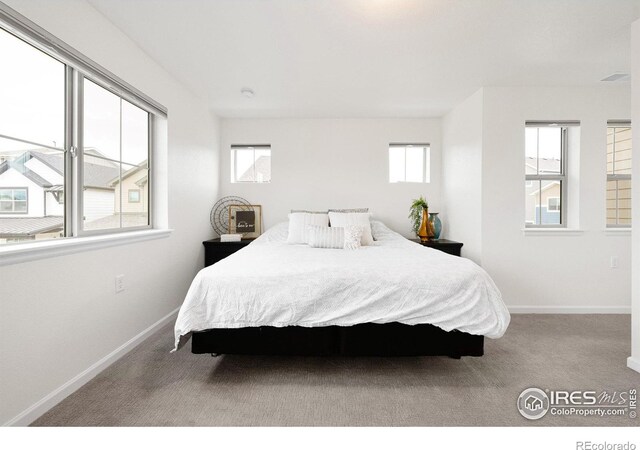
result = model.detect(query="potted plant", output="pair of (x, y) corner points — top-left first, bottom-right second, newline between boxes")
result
(409, 196), (435, 242)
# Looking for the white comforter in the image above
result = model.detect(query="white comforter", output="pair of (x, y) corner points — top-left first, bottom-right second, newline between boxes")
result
(173, 221), (510, 350)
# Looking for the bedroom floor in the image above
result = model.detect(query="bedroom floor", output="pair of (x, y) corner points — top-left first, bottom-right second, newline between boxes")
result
(32, 314), (639, 427)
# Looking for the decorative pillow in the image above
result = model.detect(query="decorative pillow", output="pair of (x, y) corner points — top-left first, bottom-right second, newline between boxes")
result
(287, 212), (329, 244)
(327, 212), (374, 246)
(328, 208), (369, 213)
(343, 225), (363, 250)
(307, 226), (345, 249)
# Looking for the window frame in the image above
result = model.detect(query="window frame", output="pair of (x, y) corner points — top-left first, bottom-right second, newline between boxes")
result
(388, 143), (431, 184)
(0, 187), (28, 214)
(76, 74), (153, 236)
(0, 4), (166, 246)
(524, 123), (570, 228)
(606, 121), (632, 229)
(230, 144), (271, 184)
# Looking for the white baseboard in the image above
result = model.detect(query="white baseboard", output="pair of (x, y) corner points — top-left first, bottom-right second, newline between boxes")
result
(508, 305), (631, 314)
(627, 357), (640, 373)
(3, 307), (179, 427)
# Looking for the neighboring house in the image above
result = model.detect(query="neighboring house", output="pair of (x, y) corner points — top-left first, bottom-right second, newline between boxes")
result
(525, 156), (561, 225)
(111, 162), (148, 215)
(0, 150), (120, 243)
(101, 161), (149, 229)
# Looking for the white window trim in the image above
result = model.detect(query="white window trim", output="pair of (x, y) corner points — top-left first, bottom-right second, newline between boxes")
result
(603, 228), (632, 236)
(388, 143), (431, 184)
(522, 228), (584, 236)
(524, 123), (573, 228)
(230, 144), (271, 183)
(0, 228), (172, 267)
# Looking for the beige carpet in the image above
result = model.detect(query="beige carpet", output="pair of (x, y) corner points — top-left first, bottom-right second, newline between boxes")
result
(32, 314), (639, 426)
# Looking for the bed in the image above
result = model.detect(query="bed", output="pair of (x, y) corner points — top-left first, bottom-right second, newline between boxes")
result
(173, 221), (510, 357)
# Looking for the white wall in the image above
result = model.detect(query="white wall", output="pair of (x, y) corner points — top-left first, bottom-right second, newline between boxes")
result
(0, 0), (220, 425)
(630, 18), (640, 372)
(442, 89), (483, 263)
(220, 118), (442, 237)
(480, 86), (631, 311)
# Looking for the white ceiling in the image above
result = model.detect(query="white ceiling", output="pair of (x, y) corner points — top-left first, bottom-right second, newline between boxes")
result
(87, 0), (640, 118)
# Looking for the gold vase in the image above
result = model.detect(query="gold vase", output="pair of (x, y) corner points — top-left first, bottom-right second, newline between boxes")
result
(418, 207), (435, 242)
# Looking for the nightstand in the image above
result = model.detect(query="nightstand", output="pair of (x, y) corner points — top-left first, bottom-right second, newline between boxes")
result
(203, 238), (255, 267)
(411, 238), (464, 257)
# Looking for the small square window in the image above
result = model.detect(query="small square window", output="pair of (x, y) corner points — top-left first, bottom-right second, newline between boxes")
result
(128, 189), (141, 203)
(231, 145), (271, 183)
(389, 144), (430, 183)
(0, 188), (28, 214)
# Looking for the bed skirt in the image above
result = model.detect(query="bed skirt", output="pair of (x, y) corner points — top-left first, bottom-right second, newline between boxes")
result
(191, 322), (484, 358)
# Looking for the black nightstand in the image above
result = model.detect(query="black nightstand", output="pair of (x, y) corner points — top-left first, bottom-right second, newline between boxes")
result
(203, 238), (255, 267)
(411, 238), (464, 257)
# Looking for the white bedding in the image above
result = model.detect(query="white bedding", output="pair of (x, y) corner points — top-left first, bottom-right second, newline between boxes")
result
(173, 221), (510, 351)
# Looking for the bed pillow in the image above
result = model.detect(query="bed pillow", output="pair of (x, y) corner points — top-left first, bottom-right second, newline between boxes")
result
(287, 212), (329, 244)
(307, 225), (363, 250)
(327, 212), (374, 246)
(328, 208), (369, 213)
(290, 210), (328, 214)
(307, 226), (344, 249)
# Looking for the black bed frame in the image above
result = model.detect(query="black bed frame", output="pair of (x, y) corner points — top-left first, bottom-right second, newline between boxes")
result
(191, 322), (484, 358)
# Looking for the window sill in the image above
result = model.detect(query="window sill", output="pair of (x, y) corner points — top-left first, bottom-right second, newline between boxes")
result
(0, 229), (173, 267)
(521, 228), (585, 236)
(603, 228), (631, 236)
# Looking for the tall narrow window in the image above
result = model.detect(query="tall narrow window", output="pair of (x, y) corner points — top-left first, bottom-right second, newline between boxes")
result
(606, 122), (632, 227)
(524, 122), (576, 227)
(388, 144), (430, 183)
(0, 27), (66, 243)
(83, 79), (149, 232)
(231, 145), (271, 183)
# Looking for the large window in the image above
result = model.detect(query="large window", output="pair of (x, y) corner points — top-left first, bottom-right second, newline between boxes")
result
(0, 11), (164, 246)
(524, 123), (575, 227)
(606, 122), (631, 227)
(231, 145), (271, 183)
(389, 144), (430, 183)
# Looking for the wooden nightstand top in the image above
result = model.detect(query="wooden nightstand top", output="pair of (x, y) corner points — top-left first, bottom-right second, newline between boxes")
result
(203, 238), (255, 245)
(410, 238), (464, 256)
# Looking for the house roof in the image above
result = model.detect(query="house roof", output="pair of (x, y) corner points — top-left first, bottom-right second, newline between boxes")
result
(0, 151), (118, 189)
(0, 159), (53, 188)
(525, 156), (561, 174)
(0, 216), (63, 237)
(528, 181), (560, 196)
(109, 161), (148, 186)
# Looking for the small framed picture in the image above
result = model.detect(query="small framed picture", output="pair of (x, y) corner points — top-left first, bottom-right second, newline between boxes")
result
(229, 205), (262, 238)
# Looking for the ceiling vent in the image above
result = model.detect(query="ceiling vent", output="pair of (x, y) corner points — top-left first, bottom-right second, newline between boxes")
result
(600, 73), (630, 82)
